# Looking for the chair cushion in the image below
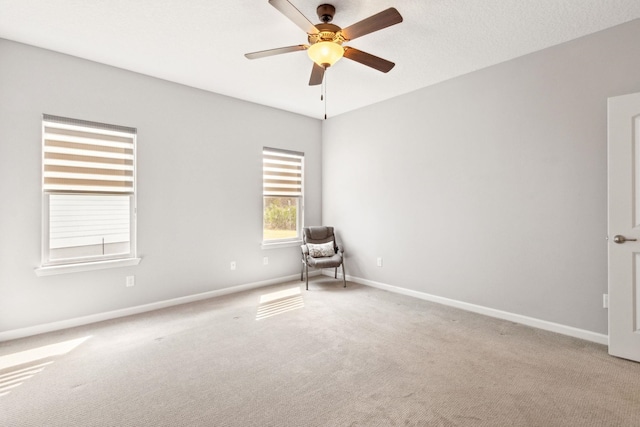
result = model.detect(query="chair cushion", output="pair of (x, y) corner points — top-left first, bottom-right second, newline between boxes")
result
(307, 242), (335, 258)
(306, 253), (342, 268)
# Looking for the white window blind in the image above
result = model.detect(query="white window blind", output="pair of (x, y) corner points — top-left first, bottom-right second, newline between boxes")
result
(263, 148), (303, 197)
(49, 194), (131, 249)
(43, 114), (135, 194)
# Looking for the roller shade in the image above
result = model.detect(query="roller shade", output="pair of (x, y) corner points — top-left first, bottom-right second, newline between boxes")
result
(263, 148), (303, 197)
(43, 115), (135, 194)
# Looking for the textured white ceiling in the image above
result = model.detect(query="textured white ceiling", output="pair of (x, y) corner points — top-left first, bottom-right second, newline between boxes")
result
(1, 1), (639, 119)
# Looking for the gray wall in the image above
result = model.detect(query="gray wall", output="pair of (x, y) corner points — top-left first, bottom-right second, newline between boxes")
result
(322, 20), (640, 335)
(0, 39), (322, 333)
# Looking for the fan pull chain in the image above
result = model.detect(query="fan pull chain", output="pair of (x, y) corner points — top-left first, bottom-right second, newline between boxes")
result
(324, 70), (328, 120)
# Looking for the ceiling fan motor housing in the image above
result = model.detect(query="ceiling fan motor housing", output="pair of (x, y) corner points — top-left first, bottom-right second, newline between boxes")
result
(308, 23), (344, 45)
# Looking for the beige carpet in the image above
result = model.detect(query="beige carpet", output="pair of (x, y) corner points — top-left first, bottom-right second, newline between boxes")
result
(1, 278), (639, 426)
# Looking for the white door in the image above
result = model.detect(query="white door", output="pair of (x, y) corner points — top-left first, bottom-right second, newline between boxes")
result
(608, 91), (640, 362)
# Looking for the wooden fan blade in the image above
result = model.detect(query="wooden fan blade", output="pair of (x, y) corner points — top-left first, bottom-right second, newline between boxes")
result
(341, 8), (403, 41)
(343, 47), (395, 73)
(269, 0), (319, 35)
(309, 63), (325, 86)
(245, 45), (307, 59)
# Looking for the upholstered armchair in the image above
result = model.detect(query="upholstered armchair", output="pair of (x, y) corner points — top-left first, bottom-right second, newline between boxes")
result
(300, 226), (346, 290)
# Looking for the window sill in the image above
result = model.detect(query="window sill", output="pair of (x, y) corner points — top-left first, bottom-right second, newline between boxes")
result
(35, 257), (142, 277)
(261, 240), (303, 250)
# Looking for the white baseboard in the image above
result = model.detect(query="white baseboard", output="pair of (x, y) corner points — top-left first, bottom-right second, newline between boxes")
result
(3, 270), (608, 346)
(323, 270), (609, 346)
(0, 272), (318, 342)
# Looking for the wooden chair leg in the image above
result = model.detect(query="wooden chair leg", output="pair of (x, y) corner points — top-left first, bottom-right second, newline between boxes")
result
(334, 267), (337, 279)
(305, 264), (309, 291)
(341, 263), (346, 287)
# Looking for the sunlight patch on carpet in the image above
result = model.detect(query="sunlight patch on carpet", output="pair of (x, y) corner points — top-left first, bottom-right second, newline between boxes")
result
(0, 336), (91, 397)
(257, 287), (304, 320)
(0, 361), (53, 397)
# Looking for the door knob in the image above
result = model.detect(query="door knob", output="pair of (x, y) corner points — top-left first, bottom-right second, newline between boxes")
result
(613, 235), (638, 244)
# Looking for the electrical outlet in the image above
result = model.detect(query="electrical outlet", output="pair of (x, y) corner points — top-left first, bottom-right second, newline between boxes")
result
(603, 293), (609, 309)
(377, 257), (383, 267)
(263, 257), (269, 265)
(230, 261), (236, 271)
(126, 276), (135, 287)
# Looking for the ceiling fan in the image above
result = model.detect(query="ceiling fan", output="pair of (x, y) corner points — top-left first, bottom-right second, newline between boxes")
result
(245, 0), (403, 86)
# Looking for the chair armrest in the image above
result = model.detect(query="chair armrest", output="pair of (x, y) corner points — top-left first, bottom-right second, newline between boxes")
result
(337, 244), (344, 255)
(301, 244), (309, 255)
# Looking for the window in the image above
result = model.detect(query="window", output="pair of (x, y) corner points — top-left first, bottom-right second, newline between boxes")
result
(41, 114), (137, 267)
(262, 148), (304, 243)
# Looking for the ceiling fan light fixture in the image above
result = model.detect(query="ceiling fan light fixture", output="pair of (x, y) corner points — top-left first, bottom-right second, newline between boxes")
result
(307, 41), (344, 68)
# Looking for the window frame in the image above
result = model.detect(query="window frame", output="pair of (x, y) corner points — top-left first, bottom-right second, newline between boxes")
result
(36, 115), (140, 275)
(262, 147), (304, 247)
